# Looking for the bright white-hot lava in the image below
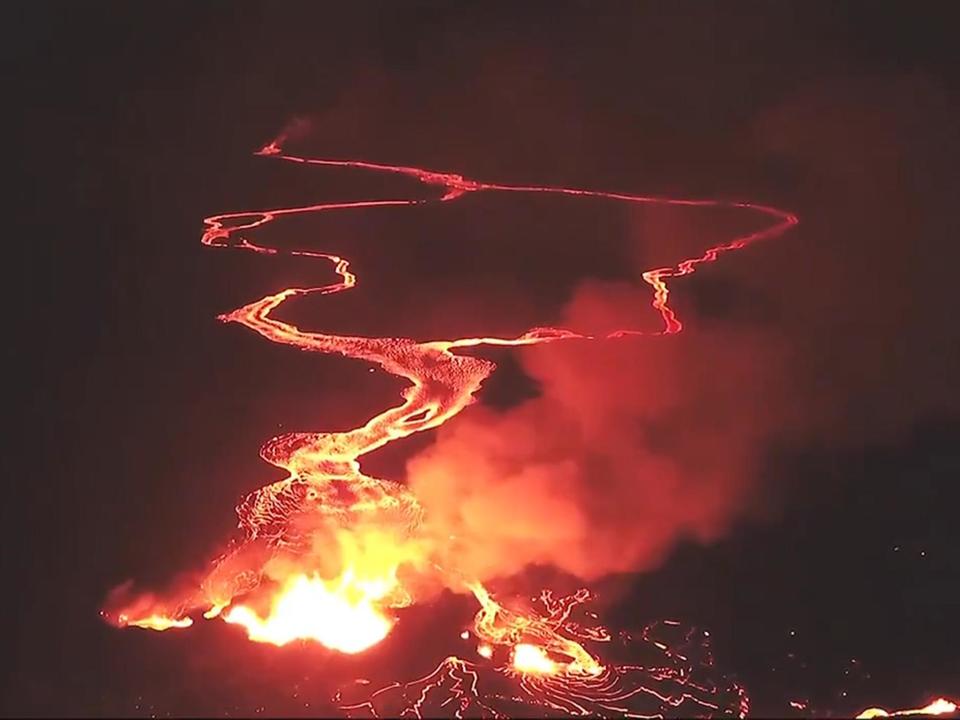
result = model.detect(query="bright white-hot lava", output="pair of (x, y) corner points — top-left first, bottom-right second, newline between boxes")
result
(223, 571), (395, 652)
(512, 644), (560, 675)
(857, 698), (958, 719)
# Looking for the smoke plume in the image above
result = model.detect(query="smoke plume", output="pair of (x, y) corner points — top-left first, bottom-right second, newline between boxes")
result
(406, 74), (960, 586)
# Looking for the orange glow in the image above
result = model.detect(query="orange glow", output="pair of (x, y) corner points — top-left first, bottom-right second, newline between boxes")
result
(477, 643), (493, 659)
(223, 570), (395, 652)
(512, 644), (559, 675)
(857, 698), (958, 718)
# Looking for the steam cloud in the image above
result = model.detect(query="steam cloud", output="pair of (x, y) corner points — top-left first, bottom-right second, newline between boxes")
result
(405, 75), (959, 586)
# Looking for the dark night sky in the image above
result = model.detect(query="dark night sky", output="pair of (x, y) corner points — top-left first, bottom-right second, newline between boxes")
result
(5, 2), (960, 717)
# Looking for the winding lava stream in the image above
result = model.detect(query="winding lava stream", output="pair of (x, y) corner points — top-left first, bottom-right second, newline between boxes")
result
(113, 134), (809, 717)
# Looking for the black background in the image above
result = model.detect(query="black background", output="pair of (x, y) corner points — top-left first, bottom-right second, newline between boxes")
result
(5, 2), (959, 717)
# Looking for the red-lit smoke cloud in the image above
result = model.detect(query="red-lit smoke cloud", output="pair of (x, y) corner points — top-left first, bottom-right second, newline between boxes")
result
(408, 267), (794, 583)
(405, 74), (960, 586)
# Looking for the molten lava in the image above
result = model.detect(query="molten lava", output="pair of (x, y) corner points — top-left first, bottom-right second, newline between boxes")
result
(223, 571), (394, 652)
(469, 582), (604, 677)
(123, 614), (193, 631)
(101, 126), (960, 716)
(512, 644), (560, 675)
(857, 698), (958, 719)
(107, 130), (812, 715)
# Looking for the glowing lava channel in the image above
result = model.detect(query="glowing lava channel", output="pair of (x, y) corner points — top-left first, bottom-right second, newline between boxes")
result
(188, 139), (795, 658)
(110, 133), (801, 716)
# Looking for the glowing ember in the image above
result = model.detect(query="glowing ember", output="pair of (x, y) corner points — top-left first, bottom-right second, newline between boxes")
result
(857, 698), (958, 718)
(223, 571), (394, 652)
